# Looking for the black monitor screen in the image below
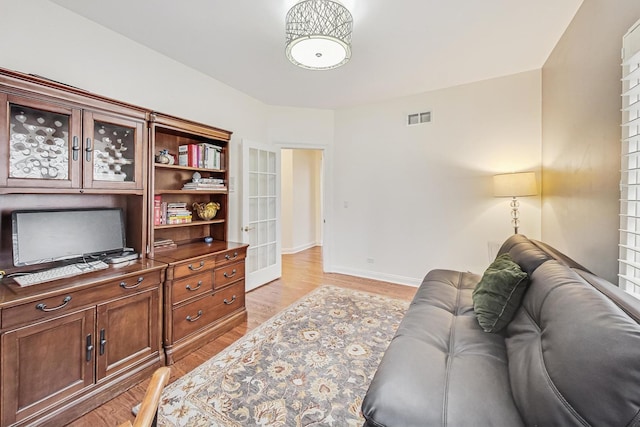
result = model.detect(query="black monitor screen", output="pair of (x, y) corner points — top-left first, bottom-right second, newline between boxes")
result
(12, 208), (126, 266)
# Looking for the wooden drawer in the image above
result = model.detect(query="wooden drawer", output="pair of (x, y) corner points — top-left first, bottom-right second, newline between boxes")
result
(214, 261), (245, 289)
(1, 271), (161, 329)
(172, 271), (213, 305)
(214, 248), (246, 267)
(173, 256), (216, 279)
(172, 281), (245, 342)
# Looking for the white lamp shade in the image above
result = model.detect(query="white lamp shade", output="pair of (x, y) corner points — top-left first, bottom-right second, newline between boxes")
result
(287, 36), (350, 70)
(493, 172), (537, 197)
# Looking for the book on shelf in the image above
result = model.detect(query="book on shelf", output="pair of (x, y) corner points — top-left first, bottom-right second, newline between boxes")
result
(153, 237), (177, 251)
(166, 215), (192, 224)
(153, 237), (174, 246)
(153, 195), (162, 225)
(182, 177), (226, 191)
(177, 143), (223, 169)
(201, 143), (222, 169)
(178, 145), (189, 166)
(165, 202), (192, 224)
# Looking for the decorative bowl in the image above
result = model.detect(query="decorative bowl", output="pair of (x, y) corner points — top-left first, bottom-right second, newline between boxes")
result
(192, 201), (220, 220)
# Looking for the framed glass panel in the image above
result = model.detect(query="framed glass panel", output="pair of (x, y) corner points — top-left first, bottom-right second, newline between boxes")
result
(9, 104), (70, 180)
(92, 121), (136, 182)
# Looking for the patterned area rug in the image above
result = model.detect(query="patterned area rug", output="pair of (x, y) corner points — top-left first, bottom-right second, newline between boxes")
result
(157, 285), (410, 426)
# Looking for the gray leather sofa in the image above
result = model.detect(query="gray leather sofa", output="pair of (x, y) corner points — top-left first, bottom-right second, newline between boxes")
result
(361, 235), (640, 426)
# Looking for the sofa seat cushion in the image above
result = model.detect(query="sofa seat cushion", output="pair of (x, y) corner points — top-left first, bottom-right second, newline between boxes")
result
(362, 269), (524, 427)
(506, 261), (640, 426)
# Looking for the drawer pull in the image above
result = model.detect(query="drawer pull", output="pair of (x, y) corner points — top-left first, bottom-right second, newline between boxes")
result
(223, 269), (237, 278)
(186, 310), (203, 322)
(189, 261), (206, 271)
(224, 295), (237, 305)
(225, 252), (239, 261)
(186, 280), (203, 291)
(36, 296), (72, 312)
(120, 276), (144, 289)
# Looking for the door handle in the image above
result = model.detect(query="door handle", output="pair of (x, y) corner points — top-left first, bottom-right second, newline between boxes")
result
(99, 329), (107, 355)
(85, 137), (92, 162)
(86, 334), (94, 362)
(242, 226), (255, 232)
(72, 136), (80, 161)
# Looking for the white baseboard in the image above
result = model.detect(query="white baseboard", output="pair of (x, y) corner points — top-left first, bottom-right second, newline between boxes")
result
(329, 265), (422, 287)
(281, 242), (319, 255)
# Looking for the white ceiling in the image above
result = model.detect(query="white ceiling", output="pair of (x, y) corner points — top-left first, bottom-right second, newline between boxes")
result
(50, 0), (583, 109)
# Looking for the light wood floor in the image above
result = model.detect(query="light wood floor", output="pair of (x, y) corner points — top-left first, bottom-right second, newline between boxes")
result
(69, 246), (417, 426)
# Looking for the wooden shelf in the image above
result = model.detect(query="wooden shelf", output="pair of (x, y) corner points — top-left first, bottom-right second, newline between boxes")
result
(155, 189), (228, 195)
(154, 219), (225, 229)
(154, 163), (226, 173)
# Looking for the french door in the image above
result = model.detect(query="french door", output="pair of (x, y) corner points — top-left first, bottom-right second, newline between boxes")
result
(242, 140), (281, 291)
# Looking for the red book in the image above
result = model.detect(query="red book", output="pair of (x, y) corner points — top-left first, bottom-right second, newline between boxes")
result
(153, 195), (162, 225)
(188, 144), (198, 167)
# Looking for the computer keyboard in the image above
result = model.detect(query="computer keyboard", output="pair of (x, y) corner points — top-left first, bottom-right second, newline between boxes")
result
(13, 260), (109, 287)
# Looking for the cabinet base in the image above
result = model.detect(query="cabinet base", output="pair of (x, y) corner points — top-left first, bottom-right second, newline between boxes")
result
(7, 356), (164, 427)
(164, 308), (247, 365)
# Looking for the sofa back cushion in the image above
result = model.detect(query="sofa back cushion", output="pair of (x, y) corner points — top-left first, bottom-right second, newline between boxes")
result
(505, 260), (640, 426)
(497, 234), (552, 277)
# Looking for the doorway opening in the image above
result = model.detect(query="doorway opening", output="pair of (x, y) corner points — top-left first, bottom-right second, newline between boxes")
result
(280, 148), (323, 255)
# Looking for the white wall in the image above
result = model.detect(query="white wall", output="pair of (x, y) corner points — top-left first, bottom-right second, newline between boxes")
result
(2, 1), (546, 286)
(281, 149), (322, 254)
(0, 1), (339, 244)
(331, 71), (543, 284)
(541, 0), (640, 283)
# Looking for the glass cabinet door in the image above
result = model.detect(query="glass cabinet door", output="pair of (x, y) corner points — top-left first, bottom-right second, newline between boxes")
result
(82, 111), (144, 190)
(0, 94), (82, 189)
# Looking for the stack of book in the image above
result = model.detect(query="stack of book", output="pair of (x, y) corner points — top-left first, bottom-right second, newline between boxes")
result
(182, 177), (226, 191)
(178, 143), (223, 169)
(153, 238), (176, 251)
(166, 202), (192, 224)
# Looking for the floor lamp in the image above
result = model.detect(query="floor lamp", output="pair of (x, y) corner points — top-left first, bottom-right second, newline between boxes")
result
(493, 172), (537, 234)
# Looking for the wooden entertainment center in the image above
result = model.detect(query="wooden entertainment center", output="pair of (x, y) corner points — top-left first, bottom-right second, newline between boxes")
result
(0, 68), (248, 426)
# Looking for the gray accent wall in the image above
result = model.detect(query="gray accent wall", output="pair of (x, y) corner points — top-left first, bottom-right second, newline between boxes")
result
(541, 0), (640, 283)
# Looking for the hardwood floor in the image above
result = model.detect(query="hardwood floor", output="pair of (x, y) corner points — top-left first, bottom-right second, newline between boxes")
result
(69, 246), (417, 426)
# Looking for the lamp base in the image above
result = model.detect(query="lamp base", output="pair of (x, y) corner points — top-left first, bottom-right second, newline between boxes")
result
(510, 197), (520, 234)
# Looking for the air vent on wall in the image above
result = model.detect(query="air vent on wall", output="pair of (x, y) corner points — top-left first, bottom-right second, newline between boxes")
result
(407, 111), (431, 126)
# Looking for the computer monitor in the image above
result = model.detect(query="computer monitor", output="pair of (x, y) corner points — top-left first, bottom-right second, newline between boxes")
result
(11, 208), (126, 266)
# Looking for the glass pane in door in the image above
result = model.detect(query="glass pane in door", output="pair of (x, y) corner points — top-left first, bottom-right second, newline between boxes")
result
(93, 121), (136, 182)
(9, 104), (70, 180)
(247, 147), (278, 274)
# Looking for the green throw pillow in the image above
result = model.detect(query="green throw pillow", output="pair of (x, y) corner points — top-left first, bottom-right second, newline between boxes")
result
(472, 253), (529, 333)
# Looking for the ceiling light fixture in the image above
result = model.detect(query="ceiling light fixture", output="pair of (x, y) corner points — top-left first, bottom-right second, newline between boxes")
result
(285, 0), (353, 70)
